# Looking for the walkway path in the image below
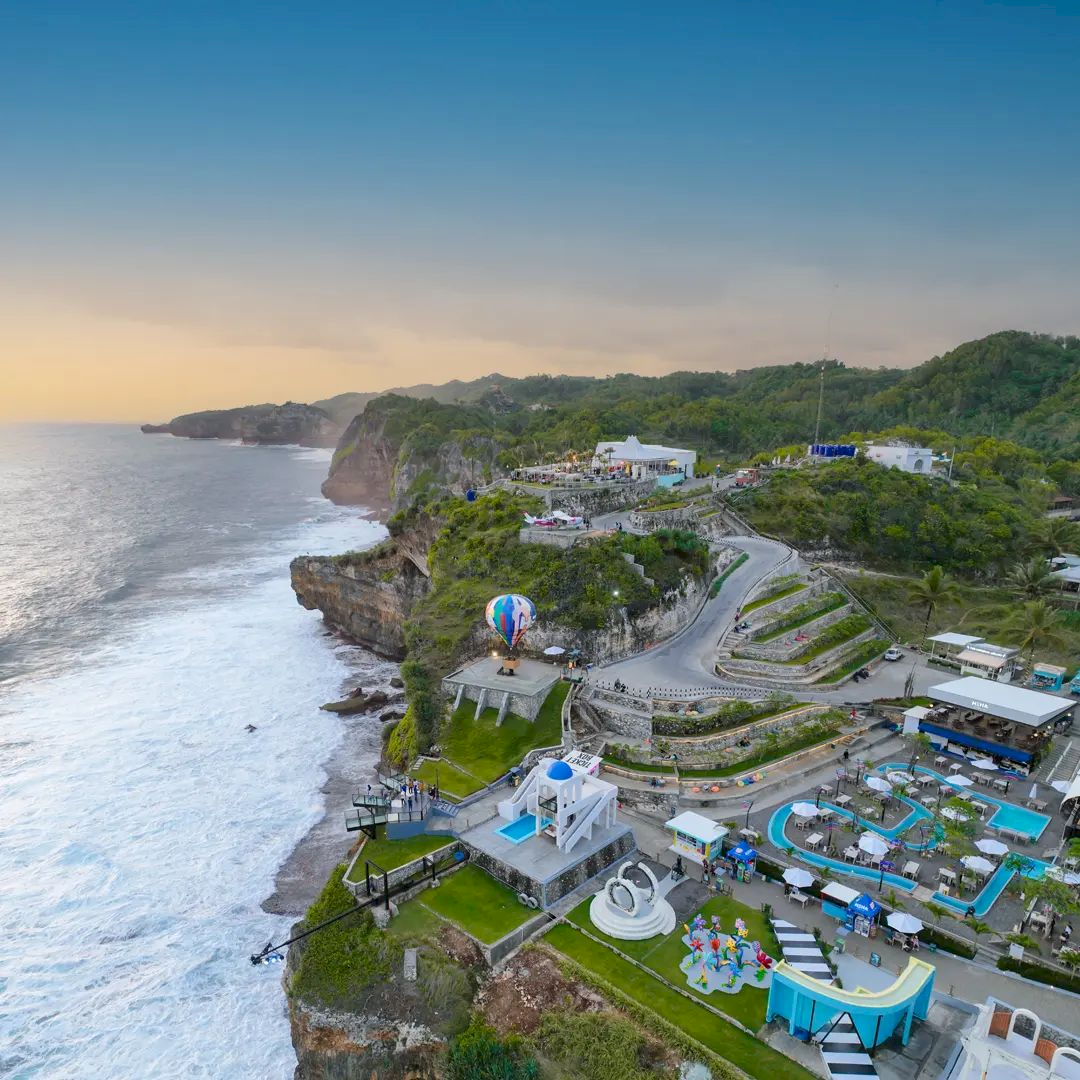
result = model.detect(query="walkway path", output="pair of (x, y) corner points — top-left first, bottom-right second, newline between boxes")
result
(772, 917), (833, 981)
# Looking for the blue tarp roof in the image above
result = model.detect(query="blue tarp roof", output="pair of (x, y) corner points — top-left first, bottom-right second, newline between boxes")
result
(848, 893), (881, 918)
(728, 842), (758, 862)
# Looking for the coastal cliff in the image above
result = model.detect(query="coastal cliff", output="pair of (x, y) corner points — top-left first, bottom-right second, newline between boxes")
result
(291, 542), (430, 661)
(321, 395), (505, 511)
(141, 402), (340, 447)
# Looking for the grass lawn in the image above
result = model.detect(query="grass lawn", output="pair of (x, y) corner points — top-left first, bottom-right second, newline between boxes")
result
(417, 865), (534, 944)
(545, 923), (816, 1080)
(743, 582), (807, 613)
(564, 894), (777, 1030)
(436, 680), (569, 786)
(385, 899), (445, 943)
(814, 639), (890, 683)
(345, 832), (453, 882)
(414, 758), (480, 799)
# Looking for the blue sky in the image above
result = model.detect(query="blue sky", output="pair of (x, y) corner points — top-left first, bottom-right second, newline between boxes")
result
(2, 1), (1078, 418)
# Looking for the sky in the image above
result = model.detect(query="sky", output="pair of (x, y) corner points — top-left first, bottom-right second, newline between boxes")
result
(2, 1), (1079, 421)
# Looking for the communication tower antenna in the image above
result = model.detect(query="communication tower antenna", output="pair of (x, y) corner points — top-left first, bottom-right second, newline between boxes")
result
(813, 284), (839, 449)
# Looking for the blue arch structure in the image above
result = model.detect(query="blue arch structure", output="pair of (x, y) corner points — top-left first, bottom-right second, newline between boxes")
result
(766, 957), (935, 1048)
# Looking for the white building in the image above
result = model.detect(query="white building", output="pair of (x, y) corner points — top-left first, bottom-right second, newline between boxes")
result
(497, 754), (619, 854)
(947, 1003), (1080, 1080)
(864, 445), (934, 474)
(593, 436), (697, 479)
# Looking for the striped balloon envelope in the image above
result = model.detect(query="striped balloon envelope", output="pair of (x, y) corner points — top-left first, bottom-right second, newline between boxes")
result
(485, 593), (537, 651)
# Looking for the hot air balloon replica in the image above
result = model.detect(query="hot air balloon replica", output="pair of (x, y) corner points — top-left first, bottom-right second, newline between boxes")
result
(485, 593), (536, 675)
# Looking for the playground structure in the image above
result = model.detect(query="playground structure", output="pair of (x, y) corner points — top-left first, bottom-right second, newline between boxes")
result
(679, 914), (775, 995)
(588, 861), (677, 940)
(766, 954), (935, 1048)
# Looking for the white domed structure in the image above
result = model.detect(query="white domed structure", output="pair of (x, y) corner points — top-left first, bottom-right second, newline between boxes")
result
(589, 861), (677, 940)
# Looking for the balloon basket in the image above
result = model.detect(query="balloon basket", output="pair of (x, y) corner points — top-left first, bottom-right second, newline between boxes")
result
(500, 658), (520, 675)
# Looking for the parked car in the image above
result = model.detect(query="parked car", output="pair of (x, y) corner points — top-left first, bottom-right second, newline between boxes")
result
(883, 647), (903, 661)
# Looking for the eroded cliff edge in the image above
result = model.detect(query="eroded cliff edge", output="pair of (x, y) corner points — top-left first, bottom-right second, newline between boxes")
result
(291, 541), (431, 661)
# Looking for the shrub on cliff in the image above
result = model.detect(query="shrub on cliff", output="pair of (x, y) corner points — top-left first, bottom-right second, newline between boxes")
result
(445, 1020), (537, 1080)
(289, 864), (399, 1011)
(385, 708), (420, 768)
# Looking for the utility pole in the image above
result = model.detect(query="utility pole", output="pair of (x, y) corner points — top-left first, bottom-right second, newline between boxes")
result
(813, 361), (826, 449)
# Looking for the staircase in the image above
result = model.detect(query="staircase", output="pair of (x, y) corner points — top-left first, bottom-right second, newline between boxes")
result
(816, 1014), (878, 1080)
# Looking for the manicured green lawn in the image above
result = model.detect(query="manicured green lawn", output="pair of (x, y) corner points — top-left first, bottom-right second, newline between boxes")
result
(435, 680), (569, 786)
(545, 923), (816, 1080)
(418, 865), (534, 944)
(345, 832), (453, 882)
(414, 758), (480, 799)
(386, 899), (445, 943)
(743, 582), (807, 613)
(564, 894), (777, 1030)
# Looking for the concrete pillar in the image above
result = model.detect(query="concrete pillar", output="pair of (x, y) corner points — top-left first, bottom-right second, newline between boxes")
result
(903, 1001), (915, 1045)
(496, 692), (511, 727)
(453, 684), (465, 710)
(474, 689), (488, 721)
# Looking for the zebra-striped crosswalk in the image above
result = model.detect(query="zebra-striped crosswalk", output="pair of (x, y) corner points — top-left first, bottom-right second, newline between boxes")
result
(771, 918), (833, 981)
(818, 1016), (878, 1080)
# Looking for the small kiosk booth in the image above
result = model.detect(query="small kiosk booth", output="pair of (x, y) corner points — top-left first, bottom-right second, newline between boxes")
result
(820, 883), (881, 937)
(726, 841), (758, 883)
(664, 811), (729, 866)
(1030, 663), (1067, 692)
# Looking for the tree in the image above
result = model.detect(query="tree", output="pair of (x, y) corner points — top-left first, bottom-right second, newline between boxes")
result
(968, 919), (993, 949)
(925, 901), (951, 937)
(906, 566), (960, 638)
(1005, 557), (1056, 600)
(1035, 516), (1080, 558)
(906, 732), (933, 769)
(1005, 599), (1067, 662)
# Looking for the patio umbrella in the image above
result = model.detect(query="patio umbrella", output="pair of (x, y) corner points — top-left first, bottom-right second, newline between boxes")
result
(1028, 782), (1039, 802)
(887, 771), (915, 784)
(945, 775), (974, 788)
(865, 776), (893, 794)
(1051, 780), (1071, 794)
(886, 912), (924, 934)
(790, 802), (820, 819)
(543, 646), (566, 656)
(859, 833), (890, 858)
(940, 806), (964, 821)
(961, 856), (995, 875)
(976, 838), (1009, 857)
(972, 758), (998, 772)
(783, 867), (815, 888)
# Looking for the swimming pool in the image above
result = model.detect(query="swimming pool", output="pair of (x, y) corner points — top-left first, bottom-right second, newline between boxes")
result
(877, 763), (1050, 840)
(496, 813), (551, 844)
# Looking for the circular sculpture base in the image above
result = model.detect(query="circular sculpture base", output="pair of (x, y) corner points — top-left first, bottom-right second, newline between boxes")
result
(588, 890), (677, 940)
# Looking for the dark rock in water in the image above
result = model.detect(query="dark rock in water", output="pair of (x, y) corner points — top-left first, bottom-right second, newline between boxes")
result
(320, 696), (371, 715)
(363, 690), (390, 709)
(348, 686), (365, 699)
(139, 401), (341, 447)
(389, 676), (405, 689)
(380, 709), (406, 723)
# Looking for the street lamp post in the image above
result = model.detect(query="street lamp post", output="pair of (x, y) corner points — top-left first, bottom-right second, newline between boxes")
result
(878, 858), (895, 892)
(834, 768), (845, 799)
(744, 799), (756, 831)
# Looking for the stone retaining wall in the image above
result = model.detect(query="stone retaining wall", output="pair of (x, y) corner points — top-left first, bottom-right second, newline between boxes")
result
(719, 626), (878, 682)
(343, 839), (463, 900)
(734, 604), (853, 660)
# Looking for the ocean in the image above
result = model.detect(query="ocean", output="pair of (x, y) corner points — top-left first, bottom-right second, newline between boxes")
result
(0, 424), (386, 1079)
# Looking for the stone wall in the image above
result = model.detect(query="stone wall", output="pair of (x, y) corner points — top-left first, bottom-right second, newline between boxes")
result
(463, 828), (637, 908)
(719, 627), (879, 682)
(629, 504), (701, 531)
(733, 605), (853, 661)
(343, 839), (462, 900)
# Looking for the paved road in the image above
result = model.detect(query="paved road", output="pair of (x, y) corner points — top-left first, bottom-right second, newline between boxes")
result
(591, 531), (942, 705)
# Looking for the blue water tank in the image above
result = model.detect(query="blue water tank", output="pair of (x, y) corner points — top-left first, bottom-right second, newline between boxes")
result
(546, 760), (573, 781)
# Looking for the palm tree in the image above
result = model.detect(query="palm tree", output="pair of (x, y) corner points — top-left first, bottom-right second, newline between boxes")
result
(1035, 517), (1080, 559)
(968, 919), (993, 951)
(907, 566), (960, 639)
(1006, 600), (1067, 663)
(1005, 557), (1056, 601)
(925, 901), (951, 938)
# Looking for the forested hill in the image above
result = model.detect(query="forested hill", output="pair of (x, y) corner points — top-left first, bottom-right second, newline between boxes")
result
(316, 330), (1079, 460)
(857, 331), (1080, 456)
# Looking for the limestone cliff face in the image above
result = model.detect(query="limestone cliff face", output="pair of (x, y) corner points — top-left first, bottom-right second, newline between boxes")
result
(291, 544), (430, 661)
(141, 402), (340, 447)
(322, 406), (504, 511)
(289, 999), (444, 1080)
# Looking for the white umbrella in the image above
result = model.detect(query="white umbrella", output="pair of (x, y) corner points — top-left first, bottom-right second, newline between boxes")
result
(940, 806), (964, 821)
(791, 802), (820, 819)
(1051, 780), (1071, 794)
(543, 646), (566, 656)
(859, 833), (890, 858)
(886, 912), (924, 934)
(946, 775), (974, 788)
(961, 855), (995, 875)
(888, 771), (915, 784)
(972, 758), (998, 772)
(976, 838), (1009, 857)
(1029, 783), (1039, 802)
(783, 867), (815, 888)
(865, 776), (893, 794)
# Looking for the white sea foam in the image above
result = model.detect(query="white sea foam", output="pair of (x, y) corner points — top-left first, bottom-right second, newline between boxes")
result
(0, 508), (386, 1079)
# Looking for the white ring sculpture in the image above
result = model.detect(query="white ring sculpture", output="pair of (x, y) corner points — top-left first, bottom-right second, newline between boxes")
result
(589, 861), (677, 941)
